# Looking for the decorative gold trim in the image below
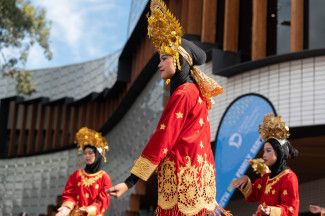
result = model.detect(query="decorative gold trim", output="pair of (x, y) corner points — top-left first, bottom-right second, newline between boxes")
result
(265, 170), (290, 194)
(239, 178), (252, 199)
(79, 170), (104, 187)
(131, 156), (158, 181)
(86, 205), (97, 216)
(158, 158), (178, 209)
(268, 169), (290, 181)
(62, 201), (75, 209)
(157, 155), (219, 215)
(80, 169), (103, 177)
(269, 206), (282, 216)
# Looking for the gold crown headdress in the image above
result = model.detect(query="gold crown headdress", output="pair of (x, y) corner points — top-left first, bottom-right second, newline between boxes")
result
(147, 0), (183, 70)
(75, 127), (109, 162)
(147, 0), (223, 109)
(258, 113), (290, 144)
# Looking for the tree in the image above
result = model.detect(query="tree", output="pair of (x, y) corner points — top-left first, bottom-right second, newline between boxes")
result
(0, 0), (52, 95)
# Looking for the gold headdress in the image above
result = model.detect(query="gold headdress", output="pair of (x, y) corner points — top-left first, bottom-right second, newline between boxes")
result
(147, 0), (223, 109)
(75, 127), (109, 162)
(147, 0), (183, 70)
(258, 113), (290, 143)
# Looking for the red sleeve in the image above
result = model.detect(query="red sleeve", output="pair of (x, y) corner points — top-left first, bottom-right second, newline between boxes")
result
(88, 172), (112, 215)
(131, 89), (191, 181)
(269, 172), (299, 216)
(245, 177), (265, 202)
(61, 171), (78, 209)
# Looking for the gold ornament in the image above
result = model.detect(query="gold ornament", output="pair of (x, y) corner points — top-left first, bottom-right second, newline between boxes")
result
(147, 0), (183, 70)
(178, 46), (224, 109)
(147, 0), (224, 109)
(75, 127), (109, 162)
(258, 113), (290, 142)
(249, 158), (270, 176)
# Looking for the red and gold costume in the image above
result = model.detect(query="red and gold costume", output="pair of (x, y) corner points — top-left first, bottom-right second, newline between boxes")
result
(61, 169), (112, 216)
(59, 127), (111, 216)
(131, 83), (218, 216)
(241, 169), (299, 216)
(128, 0), (228, 215)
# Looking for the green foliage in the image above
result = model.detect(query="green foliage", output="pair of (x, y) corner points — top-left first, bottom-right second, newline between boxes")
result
(0, 0), (52, 95)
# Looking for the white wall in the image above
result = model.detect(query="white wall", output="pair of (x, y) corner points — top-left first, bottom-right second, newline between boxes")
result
(205, 56), (325, 141)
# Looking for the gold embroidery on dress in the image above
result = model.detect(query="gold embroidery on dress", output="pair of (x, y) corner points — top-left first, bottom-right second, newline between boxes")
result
(264, 169), (290, 194)
(158, 159), (178, 209)
(158, 155), (216, 215)
(131, 155), (158, 181)
(200, 155), (216, 209)
(79, 170), (104, 187)
(178, 156), (200, 213)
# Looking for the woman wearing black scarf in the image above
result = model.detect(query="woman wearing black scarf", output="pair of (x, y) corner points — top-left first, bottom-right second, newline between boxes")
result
(110, 37), (208, 192)
(107, 0), (228, 215)
(56, 127), (112, 216)
(233, 115), (300, 216)
(83, 145), (103, 174)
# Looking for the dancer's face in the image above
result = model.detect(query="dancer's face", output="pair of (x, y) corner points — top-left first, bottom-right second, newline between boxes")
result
(263, 142), (277, 167)
(158, 54), (176, 80)
(83, 148), (96, 165)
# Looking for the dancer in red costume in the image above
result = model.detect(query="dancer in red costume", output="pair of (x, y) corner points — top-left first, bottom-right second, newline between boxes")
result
(233, 114), (300, 216)
(107, 1), (231, 215)
(56, 127), (111, 216)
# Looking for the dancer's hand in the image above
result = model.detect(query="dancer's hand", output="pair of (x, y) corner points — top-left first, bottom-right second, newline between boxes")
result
(232, 175), (249, 189)
(79, 206), (88, 214)
(56, 206), (71, 216)
(107, 183), (129, 197)
(256, 204), (270, 215)
(309, 204), (321, 213)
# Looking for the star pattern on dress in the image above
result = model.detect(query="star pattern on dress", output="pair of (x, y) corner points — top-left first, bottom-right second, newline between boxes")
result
(198, 97), (203, 104)
(160, 123), (166, 130)
(265, 184), (272, 194)
(200, 141), (204, 149)
(257, 184), (262, 189)
(283, 189), (288, 196)
(197, 154), (204, 164)
(163, 148), (168, 155)
(199, 118), (204, 127)
(176, 112), (183, 119)
(272, 189), (276, 195)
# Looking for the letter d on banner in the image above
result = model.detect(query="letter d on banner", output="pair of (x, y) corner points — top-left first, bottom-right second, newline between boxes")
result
(214, 94), (276, 208)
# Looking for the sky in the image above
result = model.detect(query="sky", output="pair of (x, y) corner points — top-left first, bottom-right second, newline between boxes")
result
(26, 0), (133, 70)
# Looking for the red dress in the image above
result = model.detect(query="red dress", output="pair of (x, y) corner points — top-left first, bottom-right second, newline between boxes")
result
(243, 169), (299, 216)
(61, 169), (112, 216)
(131, 83), (217, 216)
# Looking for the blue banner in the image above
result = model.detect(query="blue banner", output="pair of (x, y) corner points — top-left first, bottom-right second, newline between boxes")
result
(215, 94), (275, 208)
